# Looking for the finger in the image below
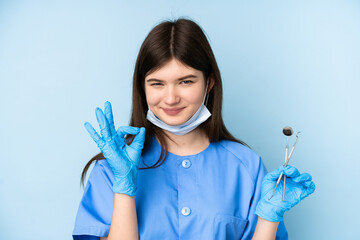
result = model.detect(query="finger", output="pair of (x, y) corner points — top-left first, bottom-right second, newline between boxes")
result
(116, 126), (140, 138)
(84, 122), (106, 148)
(131, 127), (146, 151)
(96, 108), (112, 141)
(104, 101), (117, 137)
(300, 181), (316, 200)
(304, 180), (313, 188)
(292, 173), (312, 183)
(282, 165), (300, 178)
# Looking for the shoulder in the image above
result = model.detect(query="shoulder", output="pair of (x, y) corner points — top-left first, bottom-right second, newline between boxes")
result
(87, 159), (114, 185)
(216, 140), (263, 180)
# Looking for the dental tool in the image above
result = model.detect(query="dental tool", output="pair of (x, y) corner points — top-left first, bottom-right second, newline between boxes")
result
(268, 127), (300, 201)
(282, 127), (292, 201)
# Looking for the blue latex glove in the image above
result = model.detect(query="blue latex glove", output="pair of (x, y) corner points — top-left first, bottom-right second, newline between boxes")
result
(255, 165), (316, 222)
(84, 101), (146, 196)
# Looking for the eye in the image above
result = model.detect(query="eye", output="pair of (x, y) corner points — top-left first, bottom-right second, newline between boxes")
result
(150, 83), (163, 86)
(181, 80), (193, 85)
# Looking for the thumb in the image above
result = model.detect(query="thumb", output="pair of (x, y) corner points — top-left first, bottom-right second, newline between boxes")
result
(263, 165), (284, 181)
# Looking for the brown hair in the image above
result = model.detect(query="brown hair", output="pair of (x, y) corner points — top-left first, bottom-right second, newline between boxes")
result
(80, 17), (250, 188)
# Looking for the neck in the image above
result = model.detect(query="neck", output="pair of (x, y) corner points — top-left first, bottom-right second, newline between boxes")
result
(159, 127), (210, 156)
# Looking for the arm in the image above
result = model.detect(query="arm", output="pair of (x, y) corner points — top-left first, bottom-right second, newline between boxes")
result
(254, 165), (316, 238)
(252, 217), (279, 240)
(104, 193), (139, 240)
(84, 102), (146, 240)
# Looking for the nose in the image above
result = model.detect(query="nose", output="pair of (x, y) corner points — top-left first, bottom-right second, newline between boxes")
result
(164, 86), (180, 105)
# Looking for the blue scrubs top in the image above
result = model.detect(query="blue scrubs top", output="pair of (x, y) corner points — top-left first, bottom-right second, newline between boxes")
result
(73, 135), (288, 239)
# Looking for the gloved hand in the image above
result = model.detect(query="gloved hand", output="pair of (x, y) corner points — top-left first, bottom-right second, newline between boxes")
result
(255, 165), (316, 222)
(84, 101), (146, 196)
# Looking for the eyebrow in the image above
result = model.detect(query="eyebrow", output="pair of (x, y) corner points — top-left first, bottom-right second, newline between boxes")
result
(146, 74), (197, 82)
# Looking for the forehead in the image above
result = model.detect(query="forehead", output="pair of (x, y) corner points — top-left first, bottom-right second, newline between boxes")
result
(145, 58), (201, 80)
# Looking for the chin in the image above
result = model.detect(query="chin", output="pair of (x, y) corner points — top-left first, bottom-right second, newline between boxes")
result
(156, 113), (189, 126)
(161, 118), (187, 126)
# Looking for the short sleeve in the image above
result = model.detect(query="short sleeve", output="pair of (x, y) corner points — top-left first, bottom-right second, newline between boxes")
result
(241, 156), (288, 240)
(72, 160), (115, 240)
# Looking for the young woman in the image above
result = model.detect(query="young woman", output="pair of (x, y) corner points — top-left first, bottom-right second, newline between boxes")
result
(72, 18), (315, 240)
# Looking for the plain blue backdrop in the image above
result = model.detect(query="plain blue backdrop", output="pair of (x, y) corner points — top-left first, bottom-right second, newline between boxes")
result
(0, 0), (359, 239)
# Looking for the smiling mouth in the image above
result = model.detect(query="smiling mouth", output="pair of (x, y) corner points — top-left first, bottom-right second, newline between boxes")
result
(162, 107), (185, 115)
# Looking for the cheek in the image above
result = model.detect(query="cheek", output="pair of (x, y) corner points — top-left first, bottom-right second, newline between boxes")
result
(145, 89), (161, 106)
(183, 88), (204, 104)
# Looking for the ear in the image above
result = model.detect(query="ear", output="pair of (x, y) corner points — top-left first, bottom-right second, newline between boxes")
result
(207, 76), (215, 94)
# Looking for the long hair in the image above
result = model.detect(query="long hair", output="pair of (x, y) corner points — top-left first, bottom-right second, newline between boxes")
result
(80, 17), (250, 188)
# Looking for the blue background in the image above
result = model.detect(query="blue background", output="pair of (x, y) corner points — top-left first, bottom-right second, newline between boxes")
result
(1, 0), (359, 239)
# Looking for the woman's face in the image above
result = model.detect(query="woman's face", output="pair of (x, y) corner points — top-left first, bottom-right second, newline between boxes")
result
(144, 58), (207, 126)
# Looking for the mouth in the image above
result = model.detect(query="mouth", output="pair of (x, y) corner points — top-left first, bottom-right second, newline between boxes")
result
(162, 107), (185, 116)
